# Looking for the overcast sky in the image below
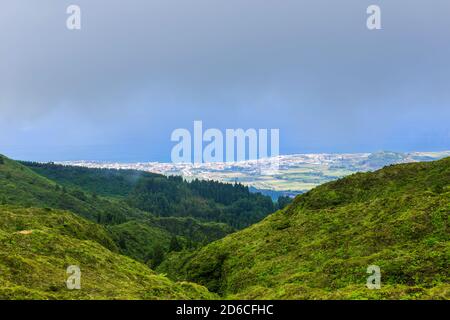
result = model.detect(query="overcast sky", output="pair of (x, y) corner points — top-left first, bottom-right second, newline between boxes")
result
(0, 0), (449, 161)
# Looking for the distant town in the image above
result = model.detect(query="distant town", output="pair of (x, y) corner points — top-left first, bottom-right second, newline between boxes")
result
(59, 150), (450, 199)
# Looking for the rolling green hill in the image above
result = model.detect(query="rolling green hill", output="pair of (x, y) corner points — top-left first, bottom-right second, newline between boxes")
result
(18, 159), (275, 264)
(18, 162), (157, 198)
(0, 154), (225, 299)
(0, 156), (240, 264)
(158, 157), (450, 299)
(2, 154), (448, 300)
(23, 161), (275, 229)
(0, 205), (214, 299)
(0, 156), (137, 224)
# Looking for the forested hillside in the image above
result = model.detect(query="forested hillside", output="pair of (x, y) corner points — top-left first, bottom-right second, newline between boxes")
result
(1, 157), (273, 267)
(0, 155), (231, 275)
(23, 161), (275, 228)
(158, 157), (450, 299)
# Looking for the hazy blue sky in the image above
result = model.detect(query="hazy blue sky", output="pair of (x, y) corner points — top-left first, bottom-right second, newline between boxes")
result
(0, 0), (449, 161)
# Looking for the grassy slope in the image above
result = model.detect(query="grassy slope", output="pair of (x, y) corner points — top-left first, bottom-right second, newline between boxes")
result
(159, 158), (450, 299)
(0, 205), (215, 299)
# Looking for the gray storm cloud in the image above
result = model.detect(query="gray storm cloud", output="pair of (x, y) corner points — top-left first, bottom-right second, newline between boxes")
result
(0, 0), (449, 160)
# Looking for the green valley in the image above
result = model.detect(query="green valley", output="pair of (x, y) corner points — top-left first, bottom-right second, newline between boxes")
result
(0, 153), (449, 300)
(158, 157), (450, 299)
(1, 157), (273, 265)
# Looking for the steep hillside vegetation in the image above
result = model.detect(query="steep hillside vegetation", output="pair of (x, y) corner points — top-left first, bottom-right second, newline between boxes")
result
(159, 158), (450, 299)
(0, 205), (214, 299)
(107, 217), (233, 265)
